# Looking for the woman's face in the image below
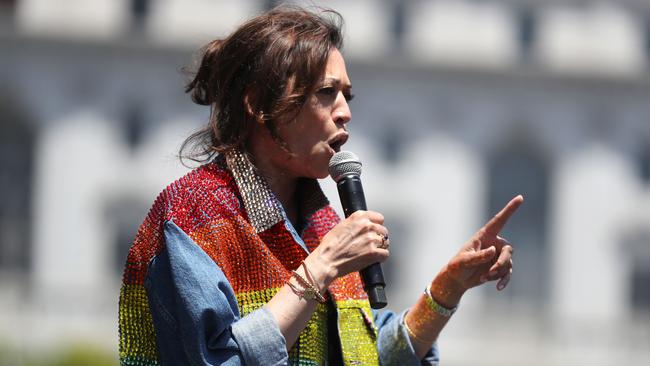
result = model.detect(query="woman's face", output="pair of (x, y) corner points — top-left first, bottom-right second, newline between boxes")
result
(269, 48), (353, 179)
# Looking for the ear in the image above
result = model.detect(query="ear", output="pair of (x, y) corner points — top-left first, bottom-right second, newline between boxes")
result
(243, 90), (265, 125)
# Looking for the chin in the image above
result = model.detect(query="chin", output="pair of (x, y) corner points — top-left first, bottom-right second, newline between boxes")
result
(297, 152), (332, 179)
(304, 165), (330, 180)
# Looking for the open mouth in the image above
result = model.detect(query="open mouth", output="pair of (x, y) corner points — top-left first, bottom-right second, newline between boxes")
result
(328, 134), (349, 153)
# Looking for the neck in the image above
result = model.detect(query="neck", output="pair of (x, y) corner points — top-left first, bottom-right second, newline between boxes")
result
(247, 143), (299, 223)
(263, 166), (298, 217)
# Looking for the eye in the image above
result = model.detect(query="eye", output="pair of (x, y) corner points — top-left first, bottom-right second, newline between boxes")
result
(317, 86), (354, 103)
(317, 86), (336, 96)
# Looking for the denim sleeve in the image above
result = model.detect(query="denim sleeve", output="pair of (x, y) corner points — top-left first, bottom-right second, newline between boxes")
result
(374, 309), (440, 366)
(144, 220), (288, 366)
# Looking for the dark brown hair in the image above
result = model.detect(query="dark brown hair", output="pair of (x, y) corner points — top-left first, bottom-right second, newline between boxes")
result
(180, 6), (344, 164)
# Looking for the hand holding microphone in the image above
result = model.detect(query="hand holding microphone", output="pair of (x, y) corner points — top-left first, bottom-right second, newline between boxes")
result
(328, 151), (388, 309)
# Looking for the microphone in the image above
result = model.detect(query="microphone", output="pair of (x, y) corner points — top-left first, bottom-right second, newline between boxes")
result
(329, 151), (387, 309)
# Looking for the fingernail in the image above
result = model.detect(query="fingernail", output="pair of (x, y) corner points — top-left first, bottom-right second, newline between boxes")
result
(497, 276), (510, 290)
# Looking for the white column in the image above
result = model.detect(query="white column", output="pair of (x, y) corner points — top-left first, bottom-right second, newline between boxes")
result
(550, 144), (638, 324)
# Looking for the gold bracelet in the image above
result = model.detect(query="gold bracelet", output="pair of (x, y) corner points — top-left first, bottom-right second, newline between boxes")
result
(289, 262), (326, 303)
(301, 261), (318, 287)
(287, 280), (315, 302)
(403, 317), (428, 345)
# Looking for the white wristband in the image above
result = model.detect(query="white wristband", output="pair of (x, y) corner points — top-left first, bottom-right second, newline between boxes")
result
(424, 286), (457, 317)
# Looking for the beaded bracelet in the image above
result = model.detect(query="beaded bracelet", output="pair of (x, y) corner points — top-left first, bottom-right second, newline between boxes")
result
(288, 262), (326, 303)
(424, 285), (458, 317)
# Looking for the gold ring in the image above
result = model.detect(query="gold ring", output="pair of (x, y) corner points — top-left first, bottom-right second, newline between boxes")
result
(378, 233), (390, 249)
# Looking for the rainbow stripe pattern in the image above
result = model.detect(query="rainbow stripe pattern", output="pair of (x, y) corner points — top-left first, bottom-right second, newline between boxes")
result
(118, 154), (379, 365)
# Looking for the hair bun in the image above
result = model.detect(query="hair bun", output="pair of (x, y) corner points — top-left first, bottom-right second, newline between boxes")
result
(186, 39), (224, 106)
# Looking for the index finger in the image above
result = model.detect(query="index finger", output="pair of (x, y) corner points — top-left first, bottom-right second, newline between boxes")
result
(350, 210), (384, 224)
(367, 210), (385, 225)
(483, 195), (524, 235)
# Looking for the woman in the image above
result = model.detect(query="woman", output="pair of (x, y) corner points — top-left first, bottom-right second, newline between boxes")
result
(118, 7), (522, 366)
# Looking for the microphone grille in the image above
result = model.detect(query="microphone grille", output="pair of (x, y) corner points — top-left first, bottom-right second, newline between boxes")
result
(329, 151), (362, 182)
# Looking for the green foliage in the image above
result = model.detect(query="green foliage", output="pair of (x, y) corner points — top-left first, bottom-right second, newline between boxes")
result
(42, 344), (116, 366)
(0, 340), (25, 366)
(0, 342), (116, 366)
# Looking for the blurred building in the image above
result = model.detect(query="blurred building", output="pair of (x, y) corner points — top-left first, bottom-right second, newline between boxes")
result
(1, 0), (649, 365)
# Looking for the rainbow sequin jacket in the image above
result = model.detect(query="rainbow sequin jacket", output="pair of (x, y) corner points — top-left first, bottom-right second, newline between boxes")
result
(118, 150), (383, 365)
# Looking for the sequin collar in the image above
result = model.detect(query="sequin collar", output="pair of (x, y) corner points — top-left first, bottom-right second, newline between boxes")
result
(224, 150), (330, 233)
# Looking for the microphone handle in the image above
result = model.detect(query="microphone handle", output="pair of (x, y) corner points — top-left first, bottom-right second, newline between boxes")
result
(337, 176), (388, 309)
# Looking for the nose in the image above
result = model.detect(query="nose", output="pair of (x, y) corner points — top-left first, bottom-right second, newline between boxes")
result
(333, 93), (352, 125)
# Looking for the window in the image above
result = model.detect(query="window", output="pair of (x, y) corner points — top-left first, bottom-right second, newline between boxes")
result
(0, 0), (16, 27)
(623, 229), (650, 312)
(645, 14), (650, 64)
(105, 196), (149, 276)
(122, 101), (147, 152)
(390, 0), (407, 47)
(0, 96), (34, 274)
(487, 136), (549, 306)
(379, 214), (409, 312)
(640, 139), (650, 183)
(632, 265), (650, 311)
(517, 7), (536, 62)
(131, 0), (149, 32)
(379, 122), (404, 164)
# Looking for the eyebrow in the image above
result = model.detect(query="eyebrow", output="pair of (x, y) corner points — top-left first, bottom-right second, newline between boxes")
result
(323, 76), (352, 89)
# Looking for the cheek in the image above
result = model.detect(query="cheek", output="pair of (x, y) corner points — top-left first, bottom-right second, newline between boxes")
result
(293, 121), (327, 150)
(281, 105), (331, 155)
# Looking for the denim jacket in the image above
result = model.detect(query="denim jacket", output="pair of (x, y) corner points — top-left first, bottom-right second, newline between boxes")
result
(125, 151), (440, 365)
(144, 219), (440, 365)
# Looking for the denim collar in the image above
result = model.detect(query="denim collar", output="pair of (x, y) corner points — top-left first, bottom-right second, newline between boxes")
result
(224, 150), (330, 233)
